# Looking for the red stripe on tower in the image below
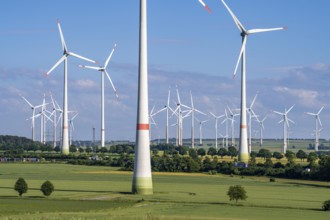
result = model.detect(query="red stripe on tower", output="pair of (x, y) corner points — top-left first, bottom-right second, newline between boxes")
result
(137, 124), (149, 130)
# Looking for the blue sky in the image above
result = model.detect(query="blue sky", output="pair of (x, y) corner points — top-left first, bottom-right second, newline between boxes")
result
(1, 0), (330, 142)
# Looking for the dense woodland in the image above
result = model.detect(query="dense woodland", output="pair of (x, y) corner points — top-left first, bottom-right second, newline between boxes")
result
(1, 135), (330, 181)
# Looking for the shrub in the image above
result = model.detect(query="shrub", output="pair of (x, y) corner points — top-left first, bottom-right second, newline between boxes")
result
(40, 180), (55, 197)
(269, 177), (276, 182)
(14, 177), (28, 197)
(322, 200), (330, 211)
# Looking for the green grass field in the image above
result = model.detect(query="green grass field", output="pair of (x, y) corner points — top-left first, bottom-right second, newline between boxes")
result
(0, 163), (329, 219)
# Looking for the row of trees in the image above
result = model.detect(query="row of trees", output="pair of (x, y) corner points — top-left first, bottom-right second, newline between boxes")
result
(14, 177), (54, 197)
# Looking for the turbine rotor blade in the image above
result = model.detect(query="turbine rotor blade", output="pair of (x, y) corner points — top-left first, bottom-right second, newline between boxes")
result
(21, 96), (33, 108)
(167, 87), (171, 106)
(250, 92), (258, 108)
(68, 52), (96, 63)
(317, 116), (322, 127)
(45, 55), (66, 76)
(104, 70), (119, 98)
(79, 65), (101, 71)
(220, 0), (246, 32)
(247, 27), (287, 35)
(318, 106), (325, 115)
(57, 20), (67, 52)
(104, 44), (117, 68)
(286, 104), (295, 113)
(198, 0), (212, 13)
(232, 35), (247, 79)
(273, 110), (283, 115)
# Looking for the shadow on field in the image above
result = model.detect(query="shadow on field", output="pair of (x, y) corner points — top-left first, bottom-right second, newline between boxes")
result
(286, 182), (330, 188)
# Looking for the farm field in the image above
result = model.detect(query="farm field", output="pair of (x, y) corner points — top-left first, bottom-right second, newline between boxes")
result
(0, 163), (329, 219)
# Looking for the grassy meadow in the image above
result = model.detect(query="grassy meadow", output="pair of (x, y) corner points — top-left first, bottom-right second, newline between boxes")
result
(0, 163), (329, 219)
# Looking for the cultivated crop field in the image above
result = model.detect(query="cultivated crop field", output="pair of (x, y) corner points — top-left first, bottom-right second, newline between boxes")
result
(0, 163), (329, 219)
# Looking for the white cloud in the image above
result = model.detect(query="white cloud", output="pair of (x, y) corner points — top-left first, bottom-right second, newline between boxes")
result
(273, 86), (319, 107)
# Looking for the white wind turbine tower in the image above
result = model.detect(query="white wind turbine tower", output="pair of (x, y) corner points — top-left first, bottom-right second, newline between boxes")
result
(219, 133), (227, 149)
(209, 112), (224, 150)
(221, 109), (230, 148)
(50, 95), (57, 148)
(69, 112), (78, 147)
(79, 44), (118, 148)
(256, 115), (267, 147)
(220, 0), (286, 163)
(196, 117), (208, 145)
(306, 106), (324, 151)
(273, 105), (295, 154)
(21, 95), (44, 141)
(227, 106), (239, 147)
(45, 20), (97, 155)
(132, 0), (211, 195)
(247, 92), (258, 153)
(183, 91), (206, 148)
(172, 87), (188, 146)
(152, 88), (172, 144)
(40, 94), (47, 144)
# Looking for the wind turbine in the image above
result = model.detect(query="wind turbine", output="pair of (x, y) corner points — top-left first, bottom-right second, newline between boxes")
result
(247, 92), (258, 153)
(273, 105), (295, 153)
(221, 109), (230, 148)
(219, 132), (228, 149)
(152, 87), (172, 144)
(256, 115), (267, 147)
(227, 106), (239, 147)
(45, 20), (97, 155)
(149, 104), (157, 144)
(196, 117), (208, 145)
(79, 44), (118, 148)
(182, 91), (206, 148)
(209, 112), (224, 150)
(69, 112), (78, 147)
(132, 0), (211, 195)
(306, 106), (324, 151)
(21, 95), (44, 141)
(220, 0), (286, 163)
(171, 87), (189, 146)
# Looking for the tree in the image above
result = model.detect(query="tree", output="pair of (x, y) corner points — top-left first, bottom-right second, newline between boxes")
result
(273, 152), (284, 160)
(69, 145), (77, 153)
(189, 148), (198, 160)
(307, 152), (318, 163)
(227, 185), (247, 203)
(78, 147), (85, 154)
(86, 146), (93, 154)
(285, 150), (296, 163)
(257, 149), (272, 159)
(296, 150), (307, 161)
(322, 200), (330, 211)
(40, 180), (54, 197)
(227, 146), (238, 158)
(176, 146), (187, 156)
(207, 147), (217, 157)
(218, 148), (228, 158)
(197, 148), (206, 156)
(100, 147), (108, 153)
(14, 177), (28, 197)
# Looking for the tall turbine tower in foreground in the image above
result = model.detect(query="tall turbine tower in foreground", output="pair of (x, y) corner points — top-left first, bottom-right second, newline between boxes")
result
(306, 106), (324, 151)
(132, 0), (153, 195)
(220, 0), (286, 163)
(132, 0), (211, 194)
